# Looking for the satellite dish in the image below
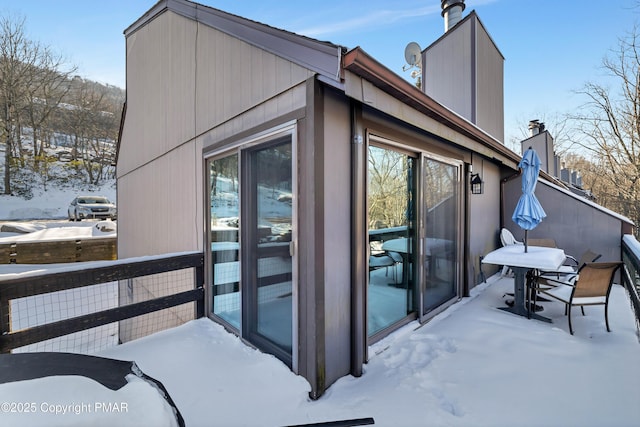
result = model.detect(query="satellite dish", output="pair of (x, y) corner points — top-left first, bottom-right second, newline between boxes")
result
(404, 42), (422, 67)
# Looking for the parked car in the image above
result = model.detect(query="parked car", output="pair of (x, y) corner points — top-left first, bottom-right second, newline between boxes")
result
(68, 196), (117, 221)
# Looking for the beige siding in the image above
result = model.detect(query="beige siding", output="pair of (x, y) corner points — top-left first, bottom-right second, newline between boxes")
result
(119, 12), (197, 177)
(118, 7), (316, 357)
(119, 8), (314, 260)
(423, 19), (473, 121)
(194, 23), (315, 137)
(423, 15), (505, 144)
(344, 71), (514, 168)
(200, 82), (307, 150)
(117, 139), (203, 258)
(476, 23), (504, 142)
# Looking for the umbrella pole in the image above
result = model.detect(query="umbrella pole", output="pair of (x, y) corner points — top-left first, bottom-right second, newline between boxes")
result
(524, 230), (528, 253)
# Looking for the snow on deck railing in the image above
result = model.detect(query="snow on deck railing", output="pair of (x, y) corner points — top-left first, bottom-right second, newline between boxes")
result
(622, 234), (640, 341)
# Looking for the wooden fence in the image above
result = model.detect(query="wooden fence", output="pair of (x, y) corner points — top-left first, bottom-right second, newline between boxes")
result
(0, 251), (204, 353)
(0, 237), (116, 264)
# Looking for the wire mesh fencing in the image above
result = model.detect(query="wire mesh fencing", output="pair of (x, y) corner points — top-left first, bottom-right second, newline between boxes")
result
(0, 252), (204, 354)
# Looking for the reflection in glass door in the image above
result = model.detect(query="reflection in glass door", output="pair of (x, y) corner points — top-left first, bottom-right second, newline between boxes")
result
(244, 138), (294, 363)
(210, 154), (240, 329)
(423, 157), (459, 313)
(367, 144), (416, 337)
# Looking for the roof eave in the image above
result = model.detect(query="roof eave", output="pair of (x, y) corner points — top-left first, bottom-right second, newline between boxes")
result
(342, 47), (518, 166)
(124, 0), (344, 83)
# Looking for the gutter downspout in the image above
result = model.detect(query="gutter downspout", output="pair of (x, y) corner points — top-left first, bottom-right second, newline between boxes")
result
(463, 162), (471, 297)
(350, 101), (366, 376)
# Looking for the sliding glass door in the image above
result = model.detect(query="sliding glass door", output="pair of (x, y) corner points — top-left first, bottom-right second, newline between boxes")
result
(367, 144), (417, 337)
(243, 138), (294, 363)
(210, 154), (240, 328)
(422, 156), (460, 313)
(208, 128), (296, 367)
(366, 138), (462, 340)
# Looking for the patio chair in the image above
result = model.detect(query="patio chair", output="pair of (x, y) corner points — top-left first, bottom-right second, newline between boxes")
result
(499, 228), (523, 276)
(533, 261), (622, 335)
(527, 238), (557, 248)
(536, 249), (602, 285)
(500, 228), (522, 247)
(369, 241), (397, 282)
(386, 250), (403, 281)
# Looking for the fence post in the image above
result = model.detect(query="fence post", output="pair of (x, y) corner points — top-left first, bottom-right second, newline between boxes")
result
(195, 255), (205, 318)
(0, 296), (10, 353)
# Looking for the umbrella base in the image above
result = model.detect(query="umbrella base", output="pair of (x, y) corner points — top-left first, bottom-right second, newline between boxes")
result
(499, 303), (552, 323)
(505, 299), (544, 312)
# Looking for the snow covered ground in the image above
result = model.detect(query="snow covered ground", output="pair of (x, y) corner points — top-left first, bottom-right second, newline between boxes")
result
(103, 276), (640, 426)
(1, 271), (638, 426)
(1, 189), (639, 426)
(0, 182), (115, 221)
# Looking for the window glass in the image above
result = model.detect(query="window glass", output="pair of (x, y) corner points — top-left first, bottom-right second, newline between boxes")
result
(423, 158), (458, 312)
(367, 145), (416, 336)
(210, 154), (240, 328)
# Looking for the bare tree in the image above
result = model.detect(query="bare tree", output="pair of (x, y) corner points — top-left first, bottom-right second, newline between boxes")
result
(508, 112), (576, 157)
(25, 60), (74, 166)
(368, 147), (410, 229)
(0, 15), (75, 194)
(59, 77), (118, 185)
(569, 25), (640, 234)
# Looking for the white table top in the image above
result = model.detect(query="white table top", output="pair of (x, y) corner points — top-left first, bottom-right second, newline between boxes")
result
(482, 245), (566, 270)
(382, 238), (411, 253)
(382, 237), (451, 255)
(212, 241), (240, 251)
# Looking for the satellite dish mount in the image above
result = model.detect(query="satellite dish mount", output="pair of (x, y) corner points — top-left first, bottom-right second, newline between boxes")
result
(403, 42), (422, 72)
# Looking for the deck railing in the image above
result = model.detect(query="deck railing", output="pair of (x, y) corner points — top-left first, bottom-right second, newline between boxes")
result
(0, 237), (117, 264)
(621, 234), (640, 339)
(0, 251), (204, 353)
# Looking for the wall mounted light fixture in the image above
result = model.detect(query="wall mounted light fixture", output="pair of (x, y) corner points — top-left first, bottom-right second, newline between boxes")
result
(470, 173), (483, 194)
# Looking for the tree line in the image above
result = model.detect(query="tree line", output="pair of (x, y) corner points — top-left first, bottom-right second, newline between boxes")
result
(535, 24), (640, 237)
(0, 15), (124, 197)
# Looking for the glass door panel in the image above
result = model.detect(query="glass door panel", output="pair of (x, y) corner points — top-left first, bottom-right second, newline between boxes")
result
(367, 145), (416, 337)
(245, 139), (293, 359)
(423, 158), (459, 312)
(210, 154), (240, 329)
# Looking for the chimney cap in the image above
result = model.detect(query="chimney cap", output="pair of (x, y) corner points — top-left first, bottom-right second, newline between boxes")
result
(441, 0), (466, 17)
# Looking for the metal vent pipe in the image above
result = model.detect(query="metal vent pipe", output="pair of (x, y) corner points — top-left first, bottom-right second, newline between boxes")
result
(528, 119), (543, 136)
(441, 0), (466, 32)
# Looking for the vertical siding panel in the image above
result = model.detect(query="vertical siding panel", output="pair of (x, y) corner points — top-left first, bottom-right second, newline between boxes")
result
(192, 22), (313, 138)
(262, 49), (277, 97)
(276, 58), (292, 90)
(220, 34), (232, 125)
(118, 141), (201, 258)
(322, 90), (352, 387)
(119, 12), (197, 177)
(250, 49), (264, 105)
(475, 24), (504, 142)
(240, 41), (251, 111)
(424, 19), (472, 120)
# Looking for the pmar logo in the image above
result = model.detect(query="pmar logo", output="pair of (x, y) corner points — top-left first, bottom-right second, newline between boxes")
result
(94, 402), (128, 413)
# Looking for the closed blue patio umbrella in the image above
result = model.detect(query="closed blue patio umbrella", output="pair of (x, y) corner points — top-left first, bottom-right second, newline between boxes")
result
(512, 147), (546, 252)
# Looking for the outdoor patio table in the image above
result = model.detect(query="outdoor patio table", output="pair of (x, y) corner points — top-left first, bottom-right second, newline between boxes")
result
(482, 245), (565, 322)
(381, 238), (452, 287)
(381, 238), (411, 287)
